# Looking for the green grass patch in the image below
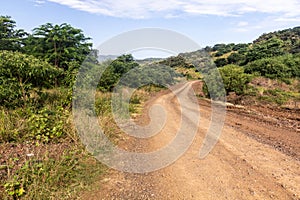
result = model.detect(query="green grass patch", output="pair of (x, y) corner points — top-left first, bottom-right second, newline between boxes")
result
(258, 89), (300, 105)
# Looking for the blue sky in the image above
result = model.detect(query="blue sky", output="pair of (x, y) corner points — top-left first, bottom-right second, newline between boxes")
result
(1, 0), (300, 58)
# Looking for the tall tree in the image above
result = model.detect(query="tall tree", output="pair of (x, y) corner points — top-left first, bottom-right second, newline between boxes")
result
(0, 16), (27, 51)
(25, 23), (92, 70)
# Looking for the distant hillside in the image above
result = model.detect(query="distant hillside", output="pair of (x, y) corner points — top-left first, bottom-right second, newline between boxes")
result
(156, 26), (300, 107)
(201, 26), (300, 67)
(136, 57), (164, 65)
(254, 26), (300, 54)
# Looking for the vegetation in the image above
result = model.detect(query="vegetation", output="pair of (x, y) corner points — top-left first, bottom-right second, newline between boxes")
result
(253, 26), (300, 54)
(218, 65), (252, 95)
(24, 23), (92, 70)
(244, 54), (300, 81)
(200, 26), (300, 106)
(0, 16), (27, 52)
(206, 26), (300, 68)
(157, 28), (299, 106)
(0, 15), (101, 199)
(0, 14), (299, 199)
(98, 54), (139, 91)
(0, 50), (61, 107)
(2, 147), (105, 199)
(0, 15), (181, 199)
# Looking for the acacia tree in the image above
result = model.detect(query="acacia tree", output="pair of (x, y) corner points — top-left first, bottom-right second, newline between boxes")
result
(0, 16), (27, 51)
(25, 23), (92, 70)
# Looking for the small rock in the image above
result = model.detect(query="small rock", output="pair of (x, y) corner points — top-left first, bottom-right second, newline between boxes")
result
(249, 188), (255, 196)
(281, 184), (286, 189)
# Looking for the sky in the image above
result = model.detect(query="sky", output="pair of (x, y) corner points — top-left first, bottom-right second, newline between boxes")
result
(1, 0), (300, 58)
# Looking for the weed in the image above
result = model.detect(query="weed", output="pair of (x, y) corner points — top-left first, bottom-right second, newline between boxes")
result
(1, 146), (106, 200)
(258, 89), (299, 105)
(27, 107), (67, 143)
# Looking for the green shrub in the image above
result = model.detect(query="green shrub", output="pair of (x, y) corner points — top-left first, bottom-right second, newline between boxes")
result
(219, 65), (252, 95)
(214, 58), (227, 67)
(0, 50), (62, 107)
(0, 105), (70, 143)
(227, 52), (246, 65)
(245, 37), (285, 63)
(245, 54), (300, 80)
(258, 89), (299, 105)
(27, 107), (68, 143)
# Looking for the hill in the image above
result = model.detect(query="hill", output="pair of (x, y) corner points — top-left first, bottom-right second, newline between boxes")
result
(156, 26), (300, 108)
(254, 26), (300, 54)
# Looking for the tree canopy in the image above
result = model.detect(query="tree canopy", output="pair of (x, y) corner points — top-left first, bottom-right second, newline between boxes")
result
(0, 16), (27, 51)
(245, 54), (300, 80)
(24, 23), (92, 70)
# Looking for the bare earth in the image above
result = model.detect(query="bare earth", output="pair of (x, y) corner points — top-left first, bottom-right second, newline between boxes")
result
(81, 81), (300, 200)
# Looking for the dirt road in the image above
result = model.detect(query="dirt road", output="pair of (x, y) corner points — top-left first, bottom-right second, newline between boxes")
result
(81, 81), (300, 200)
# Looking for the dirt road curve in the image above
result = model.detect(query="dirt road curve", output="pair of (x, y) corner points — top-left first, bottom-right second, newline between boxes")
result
(81, 81), (300, 200)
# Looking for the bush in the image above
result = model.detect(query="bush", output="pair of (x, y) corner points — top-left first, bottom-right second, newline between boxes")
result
(245, 54), (300, 80)
(227, 52), (246, 65)
(0, 86), (72, 143)
(0, 50), (62, 107)
(214, 58), (228, 67)
(27, 107), (67, 143)
(232, 43), (249, 51)
(259, 89), (290, 105)
(245, 37), (285, 64)
(218, 65), (252, 95)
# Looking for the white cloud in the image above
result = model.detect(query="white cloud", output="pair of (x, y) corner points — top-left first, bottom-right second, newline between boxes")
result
(233, 21), (250, 32)
(34, 0), (46, 6)
(231, 13), (300, 34)
(45, 0), (300, 19)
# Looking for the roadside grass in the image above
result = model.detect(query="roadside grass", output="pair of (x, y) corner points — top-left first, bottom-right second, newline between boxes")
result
(251, 78), (300, 107)
(1, 144), (106, 200)
(0, 88), (113, 199)
(0, 85), (162, 199)
(258, 89), (300, 106)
